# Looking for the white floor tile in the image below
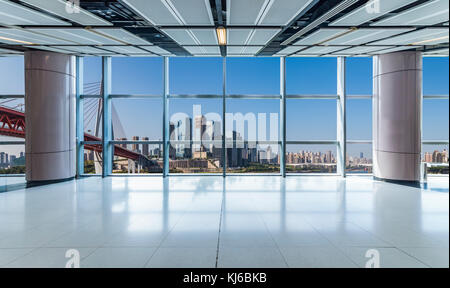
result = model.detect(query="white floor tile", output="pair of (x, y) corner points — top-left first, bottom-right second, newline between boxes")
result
(5, 247), (96, 268)
(280, 246), (358, 268)
(82, 247), (156, 268)
(399, 247), (449, 268)
(218, 247), (288, 268)
(146, 248), (217, 268)
(340, 247), (429, 268)
(0, 248), (33, 266)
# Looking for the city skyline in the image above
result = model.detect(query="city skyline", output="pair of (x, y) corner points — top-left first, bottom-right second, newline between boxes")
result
(1, 55), (448, 173)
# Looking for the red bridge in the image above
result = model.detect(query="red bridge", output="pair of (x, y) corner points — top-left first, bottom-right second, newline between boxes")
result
(0, 106), (140, 161)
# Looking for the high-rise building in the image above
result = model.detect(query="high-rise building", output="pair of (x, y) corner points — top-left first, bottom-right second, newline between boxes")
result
(132, 136), (140, 152)
(142, 137), (149, 156)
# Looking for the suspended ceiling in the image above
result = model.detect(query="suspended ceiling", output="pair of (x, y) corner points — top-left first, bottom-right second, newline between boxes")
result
(0, 0), (448, 57)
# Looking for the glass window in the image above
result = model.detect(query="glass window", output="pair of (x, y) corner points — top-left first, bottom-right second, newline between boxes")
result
(83, 57), (102, 95)
(169, 98), (223, 174)
(170, 57), (223, 95)
(227, 57), (279, 96)
(112, 98), (163, 141)
(112, 143), (163, 174)
(0, 144), (25, 175)
(226, 99), (280, 173)
(423, 57), (449, 96)
(286, 57), (337, 95)
(227, 144), (280, 174)
(346, 143), (373, 174)
(83, 98), (102, 138)
(423, 99), (449, 141)
(286, 144), (337, 174)
(0, 56), (24, 95)
(112, 57), (163, 95)
(286, 99), (336, 141)
(83, 144), (102, 175)
(347, 99), (372, 140)
(422, 144), (449, 175)
(346, 57), (372, 95)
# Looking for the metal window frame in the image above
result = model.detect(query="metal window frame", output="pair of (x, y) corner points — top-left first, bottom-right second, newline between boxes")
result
(72, 55), (449, 178)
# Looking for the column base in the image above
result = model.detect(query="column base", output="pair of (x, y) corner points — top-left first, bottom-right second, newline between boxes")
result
(26, 176), (75, 187)
(373, 176), (420, 188)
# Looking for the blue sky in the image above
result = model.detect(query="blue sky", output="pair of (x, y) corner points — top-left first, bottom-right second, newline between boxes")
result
(0, 55), (448, 158)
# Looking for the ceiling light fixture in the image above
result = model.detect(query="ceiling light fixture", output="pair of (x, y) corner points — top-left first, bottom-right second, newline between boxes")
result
(0, 35), (34, 45)
(216, 27), (227, 45)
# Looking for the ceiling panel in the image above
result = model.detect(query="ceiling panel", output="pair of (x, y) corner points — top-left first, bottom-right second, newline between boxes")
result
(52, 46), (111, 55)
(330, 0), (417, 26)
(227, 46), (264, 55)
(168, 0), (214, 25)
(372, 0), (449, 26)
(122, 0), (213, 25)
(28, 28), (123, 45)
(423, 47), (449, 56)
(20, 0), (112, 26)
(227, 29), (252, 45)
(247, 29), (281, 45)
(0, 0), (69, 26)
(227, 0), (315, 26)
(227, 0), (267, 25)
(25, 45), (76, 54)
(259, 0), (315, 26)
(0, 28), (75, 45)
(371, 28), (449, 45)
(92, 29), (152, 45)
(294, 28), (350, 45)
(139, 46), (173, 55)
(101, 46), (148, 54)
(297, 46), (350, 55)
(161, 29), (197, 45)
(335, 46), (393, 55)
(162, 28), (217, 45)
(184, 46), (220, 55)
(369, 46), (420, 54)
(0, 47), (22, 54)
(275, 46), (306, 55)
(326, 28), (413, 45)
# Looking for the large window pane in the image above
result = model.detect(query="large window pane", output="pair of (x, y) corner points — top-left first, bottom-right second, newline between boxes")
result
(112, 57), (163, 95)
(287, 57), (336, 95)
(170, 57), (222, 95)
(347, 99), (372, 140)
(0, 144), (25, 175)
(286, 144), (337, 174)
(287, 99), (336, 141)
(83, 57), (102, 95)
(169, 98), (223, 174)
(227, 144), (280, 174)
(83, 98), (102, 138)
(226, 99), (280, 173)
(0, 56), (24, 95)
(346, 57), (372, 95)
(112, 98), (163, 141)
(113, 143), (163, 174)
(227, 57), (279, 95)
(423, 57), (449, 95)
(422, 144), (449, 175)
(346, 143), (373, 174)
(423, 99), (449, 141)
(83, 144), (102, 175)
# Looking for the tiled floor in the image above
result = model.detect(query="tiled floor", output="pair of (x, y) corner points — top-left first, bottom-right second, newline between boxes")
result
(0, 176), (448, 268)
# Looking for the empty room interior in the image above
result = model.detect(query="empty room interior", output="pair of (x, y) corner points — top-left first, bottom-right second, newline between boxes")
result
(0, 0), (449, 269)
